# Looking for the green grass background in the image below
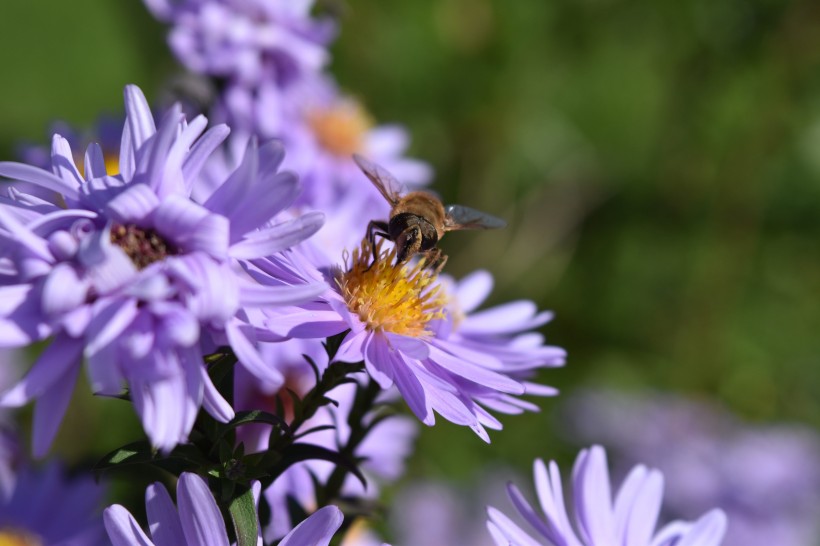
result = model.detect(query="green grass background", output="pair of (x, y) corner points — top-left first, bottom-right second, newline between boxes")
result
(1, 0), (819, 529)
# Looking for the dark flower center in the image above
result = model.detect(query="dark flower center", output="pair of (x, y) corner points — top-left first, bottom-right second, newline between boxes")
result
(110, 224), (177, 270)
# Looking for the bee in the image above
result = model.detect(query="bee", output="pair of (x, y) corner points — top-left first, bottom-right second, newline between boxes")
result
(353, 154), (507, 272)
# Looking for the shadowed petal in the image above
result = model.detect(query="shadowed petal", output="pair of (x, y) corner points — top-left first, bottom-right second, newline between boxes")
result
(0, 334), (82, 407)
(145, 483), (185, 546)
(105, 505), (155, 546)
(32, 356), (81, 457)
(279, 505), (343, 546)
(177, 473), (230, 546)
(0, 161), (81, 201)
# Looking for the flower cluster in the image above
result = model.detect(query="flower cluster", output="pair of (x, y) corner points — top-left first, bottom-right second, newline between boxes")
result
(0, 0), (753, 544)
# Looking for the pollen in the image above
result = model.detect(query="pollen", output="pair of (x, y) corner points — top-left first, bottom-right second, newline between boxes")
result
(308, 101), (372, 157)
(110, 223), (177, 270)
(337, 239), (446, 338)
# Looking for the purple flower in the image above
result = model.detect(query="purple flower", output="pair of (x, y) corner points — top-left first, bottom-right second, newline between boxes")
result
(0, 460), (106, 545)
(233, 344), (417, 541)
(104, 472), (344, 546)
(252, 233), (564, 442)
(145, 0), (335, 89)
(390, 473), (518, 546)
(272, 75), (432, 213)
(487, 446), (728, 546)
(562, 390), (820, 546)
(206, 75), (431, 260)
(0, 84), (326, 454)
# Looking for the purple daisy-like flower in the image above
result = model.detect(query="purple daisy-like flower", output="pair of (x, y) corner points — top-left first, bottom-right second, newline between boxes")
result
(0, 460), (106, 545)
(104, 472), (344, 546)
(274, 75), (432, 212)
(562, 390), (820, 546)
(252, 233), (564, 442)
(487, 446), (728, 546)
(145, 0), (335, 89)
(0, 84), (326, 454)
(204, 75), (431, 261)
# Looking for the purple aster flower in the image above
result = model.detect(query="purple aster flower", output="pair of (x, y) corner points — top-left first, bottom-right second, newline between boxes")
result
(233, 344), (417, 541)
(487, 446), (728, 546)
(0, 460), (106, 545)
(390, 472), (518, 546)
(104, 472), (344, 546)
(204, 75), (431, 260)
(251, 230), (564, 442)
(562, 390), (820, 546)
(0, 84), (326, 454)
(144, 0), (335, 89)
(273, 75), (432, 213)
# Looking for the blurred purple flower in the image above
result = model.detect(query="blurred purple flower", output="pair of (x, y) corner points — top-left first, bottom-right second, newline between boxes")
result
(562, 390), (820, 546)
(144, 0), (335, 89)
(201, 75), (431, 260)
(0, 84), (326, 454)
(252, 235), (564, 442)
(267, 75), (432, 213)
(487, 445), (727, 546)
(390, 472), (518, 546)
(104, 472), (344, 546)
(0, 460), (106, 545)
(234, 342), (417, 542)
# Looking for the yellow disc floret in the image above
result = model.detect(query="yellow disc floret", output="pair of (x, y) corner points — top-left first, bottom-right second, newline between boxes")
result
(337, 239), (446, 338)
(308, 100), (372, 157)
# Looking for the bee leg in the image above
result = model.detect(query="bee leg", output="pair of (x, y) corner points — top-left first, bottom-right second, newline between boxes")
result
(425, 248), (448, 273)
(366, 219), (390, 264)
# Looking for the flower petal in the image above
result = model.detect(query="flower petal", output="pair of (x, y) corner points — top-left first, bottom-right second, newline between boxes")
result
(124, 85), (157, 153)
(226, 321), (284, 389)
(32, 355), (81, 457)
(145, 483), (185, 546)
(182, 125), (230, 184)
(279, 505), (343, 546)
(104, 505), (155, 546)
(0, 334), (82, 407)
(229, 212), (325, 260)
(239, 282), (326, 307)
(177, 473), (230, 546)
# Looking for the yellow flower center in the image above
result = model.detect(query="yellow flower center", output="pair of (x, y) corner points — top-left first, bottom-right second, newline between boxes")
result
(0, 529), (43, 546)
(337, 239), (446, 338)
(308, 101), (372, 157)
(75, 153), (120, 178)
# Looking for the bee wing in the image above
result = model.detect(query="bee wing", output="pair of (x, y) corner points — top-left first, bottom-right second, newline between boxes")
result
(352, 154), (405, 206)
(444, 204), (507, 231)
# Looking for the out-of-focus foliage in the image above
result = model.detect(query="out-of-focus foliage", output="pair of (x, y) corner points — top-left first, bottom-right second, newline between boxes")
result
(1, 0), (819, 504)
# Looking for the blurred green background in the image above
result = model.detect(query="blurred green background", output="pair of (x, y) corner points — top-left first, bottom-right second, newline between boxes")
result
(1, 0), (819, 519)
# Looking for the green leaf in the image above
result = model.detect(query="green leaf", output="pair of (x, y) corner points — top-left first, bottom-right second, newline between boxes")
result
(94, 441), (154, 472)
(228, 487), (259, 546)
(323, 330), (350, 361)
